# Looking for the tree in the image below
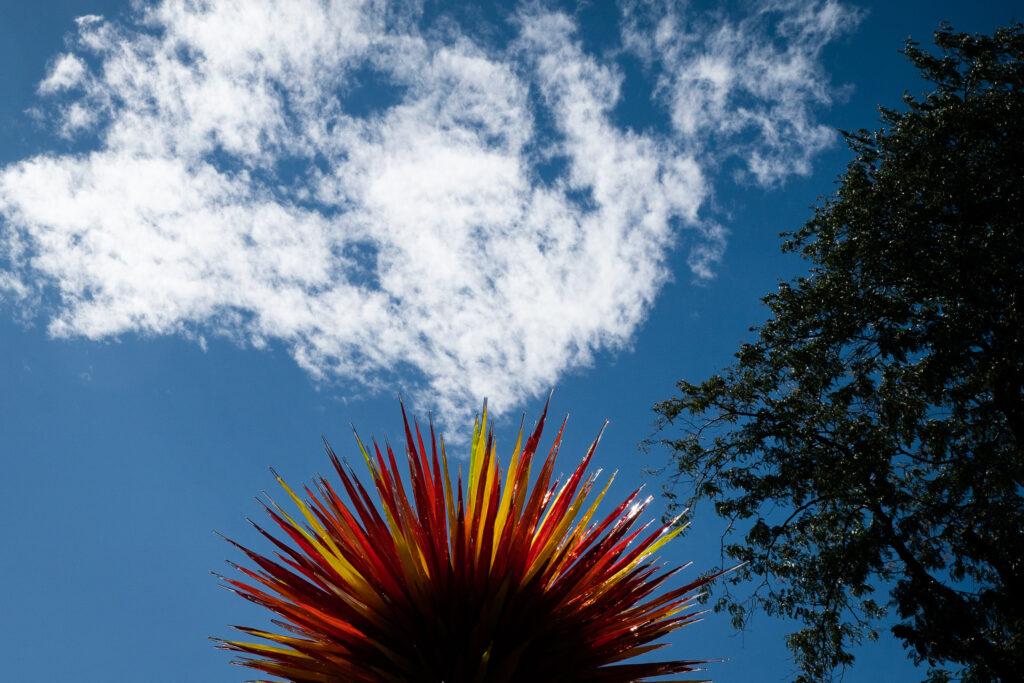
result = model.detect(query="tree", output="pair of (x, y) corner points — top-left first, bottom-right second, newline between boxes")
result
(653, 24), (1024, 682)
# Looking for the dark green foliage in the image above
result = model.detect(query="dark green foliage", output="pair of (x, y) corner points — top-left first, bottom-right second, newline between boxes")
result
(653, 24), (1024, 682)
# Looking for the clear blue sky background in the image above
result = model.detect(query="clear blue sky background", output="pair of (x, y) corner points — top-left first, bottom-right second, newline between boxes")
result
(0, 1), (1019, 681)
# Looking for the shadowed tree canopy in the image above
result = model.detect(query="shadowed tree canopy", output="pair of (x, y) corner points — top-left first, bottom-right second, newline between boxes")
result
(653, 23), (1023, 683)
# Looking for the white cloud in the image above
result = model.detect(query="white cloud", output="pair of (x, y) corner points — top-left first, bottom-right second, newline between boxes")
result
(38, 54), (87, 94)
(621, 0), (862, 185)
(0, 0), (855, 425)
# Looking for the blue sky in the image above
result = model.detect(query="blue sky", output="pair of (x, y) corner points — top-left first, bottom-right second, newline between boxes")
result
(0, 1), (1019, 681)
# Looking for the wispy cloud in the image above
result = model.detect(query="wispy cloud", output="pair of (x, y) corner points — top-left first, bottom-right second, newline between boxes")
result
(622, 0), (862, 185)
(0, 0), (857, 424)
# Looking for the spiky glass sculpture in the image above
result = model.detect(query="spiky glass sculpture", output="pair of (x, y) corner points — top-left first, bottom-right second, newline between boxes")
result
(217, 402), (715, 682)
